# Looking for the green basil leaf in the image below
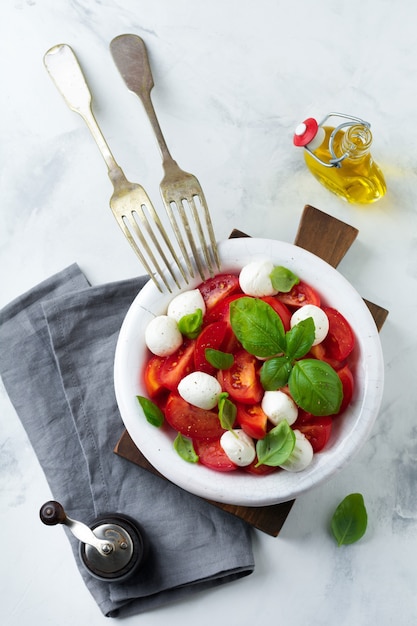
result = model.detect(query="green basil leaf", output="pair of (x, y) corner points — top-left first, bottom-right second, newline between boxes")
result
(178, 308), (203, 339)
(255, 420), (296, 466)
(331, 493), (368, 546)
(218, 392), (237, 431)
(260, 356), (292, 390)
(136, 395), (164, 427)
(285, 317), (315, 360)
(173, 432), (199, 463)
(205, 348), (234, 370)
(288, 359), (343, 416)
(270, 266), (300, 293)
(230, 297), (286, 358)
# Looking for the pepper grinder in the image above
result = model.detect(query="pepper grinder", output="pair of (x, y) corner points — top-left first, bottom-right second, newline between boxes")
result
(40, 500), (147, 582)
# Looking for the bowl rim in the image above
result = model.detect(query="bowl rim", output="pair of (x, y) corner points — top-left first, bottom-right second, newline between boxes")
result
(114, 237), (384, 506)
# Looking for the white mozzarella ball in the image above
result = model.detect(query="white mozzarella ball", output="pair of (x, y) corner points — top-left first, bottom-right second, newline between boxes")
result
(167, 289), (206, 322)
(261, 390), (298, 426)
(177, 371), (222, 410)
(220, 430), (256, 467)
(239, 260), (278, 297)
(279, 429), (314, 472)
(145, 315), (183, 356)
(290, 304), (329, 346)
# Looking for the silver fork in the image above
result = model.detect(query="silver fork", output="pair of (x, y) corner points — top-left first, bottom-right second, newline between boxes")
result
(110, 34), (220, 281)
(43, 43), (189, 293)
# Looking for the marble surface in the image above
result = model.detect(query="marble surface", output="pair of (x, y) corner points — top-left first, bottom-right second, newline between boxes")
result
(1, 0), (417, 624)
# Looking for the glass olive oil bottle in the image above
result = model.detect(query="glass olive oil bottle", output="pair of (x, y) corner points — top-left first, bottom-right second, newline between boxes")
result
(293, 113), (386, 204)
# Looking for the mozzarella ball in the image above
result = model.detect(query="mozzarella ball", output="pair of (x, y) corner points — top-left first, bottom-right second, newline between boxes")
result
(167, 289), (206, 322)
(279, 429), (314, 472)
(261, 390), (298, 426)
(220, 430), (256, 467)
(177, 371), (222, 410)
(290, 304), (329, 346)
(145, 315), (182, 357)
(239, 260), (278, 297)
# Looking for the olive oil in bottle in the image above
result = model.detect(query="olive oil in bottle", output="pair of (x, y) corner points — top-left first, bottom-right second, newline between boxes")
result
(293, 113), (386, 204)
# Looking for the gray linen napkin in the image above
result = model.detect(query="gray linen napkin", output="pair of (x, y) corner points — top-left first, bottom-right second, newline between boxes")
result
(0, 263), (254, 618)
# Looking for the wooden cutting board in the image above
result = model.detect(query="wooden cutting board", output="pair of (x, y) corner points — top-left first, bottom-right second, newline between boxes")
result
(114, 205), (388, 536)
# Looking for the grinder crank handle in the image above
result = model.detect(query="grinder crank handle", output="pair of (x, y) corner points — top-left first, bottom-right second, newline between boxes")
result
(39, 501), (114, 555)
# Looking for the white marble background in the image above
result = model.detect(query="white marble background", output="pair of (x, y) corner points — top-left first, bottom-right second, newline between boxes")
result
(1, 0), (417, 624)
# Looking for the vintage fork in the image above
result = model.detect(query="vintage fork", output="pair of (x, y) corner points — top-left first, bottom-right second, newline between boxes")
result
(43, 43), (188, 293)
(110, 34), (220, 281)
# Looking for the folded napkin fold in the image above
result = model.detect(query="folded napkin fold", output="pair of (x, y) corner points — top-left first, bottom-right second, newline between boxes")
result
(0, 263), (254, 618)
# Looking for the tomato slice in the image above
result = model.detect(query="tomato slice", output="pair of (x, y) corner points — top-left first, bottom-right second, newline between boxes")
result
(203, 293), (243, 325)
(276, 281), (321, 308)
(218, 349), (263, 405)
(194, 321), (228, 374)
(321, 307), (355, 361)
(165, 393), (225, 440)
(308, 342), (345, 370)
(193, 438), (238, 472)
(144, 355), (167, 398)
(294, 412), (332, 452)
(158, 340), (196, 392)
(236, 403), (268, 440)
(198, 274), (242, 311)
(260, 296), (292, 331)
(336, 364), (355, 415)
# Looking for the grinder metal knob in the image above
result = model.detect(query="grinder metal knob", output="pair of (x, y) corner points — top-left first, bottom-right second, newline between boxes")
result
(40, 501), (147, 582)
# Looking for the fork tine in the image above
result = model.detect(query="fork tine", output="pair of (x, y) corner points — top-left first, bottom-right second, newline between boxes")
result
(163, 201), (195, 279)
(197, 192), (221, 271)
(188, 196), (214, 276)
(140, 201), (190, 285)
(130, 204), (186, 291)
(168, 199), (208, 282)
(116, 216), (169, 292)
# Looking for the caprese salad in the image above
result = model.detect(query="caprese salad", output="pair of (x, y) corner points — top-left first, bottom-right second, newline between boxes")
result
(138, 260), (355, 475)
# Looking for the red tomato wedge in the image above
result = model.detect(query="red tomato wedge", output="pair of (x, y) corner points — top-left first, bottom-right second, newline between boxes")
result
(144, 355), (167, 398)
(321, 307), (355, 361)
(308, 342), (345, 370)
(194, 321), (228, 374)
(193, 438), (238, 472)
(260, 296), (292, 331)
(203, 293), (243, 325)
(294, 412), (332, 452)
(158, 340), (196, 392)
(236, 403), (268, 440)
(336, 364), (355, 415)
(218, 350), (263, 405)
(165, 393), (225, 440)
(276, 281), (321, 308)
(198, 274), (241, 311)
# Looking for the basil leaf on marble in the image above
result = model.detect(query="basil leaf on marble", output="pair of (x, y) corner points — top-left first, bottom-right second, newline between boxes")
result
(331, 493), (368, 546)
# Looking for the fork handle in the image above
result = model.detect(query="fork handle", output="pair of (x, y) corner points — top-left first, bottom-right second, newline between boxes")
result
(44, 44), (123, 182)
(110, 34), (174, 166)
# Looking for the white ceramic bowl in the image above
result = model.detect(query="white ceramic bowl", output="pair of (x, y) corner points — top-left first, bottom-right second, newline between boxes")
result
(114, 238), (384, 506)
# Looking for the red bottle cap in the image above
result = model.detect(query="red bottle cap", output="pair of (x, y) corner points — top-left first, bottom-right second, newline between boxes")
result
(293, 118), (319, 147)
